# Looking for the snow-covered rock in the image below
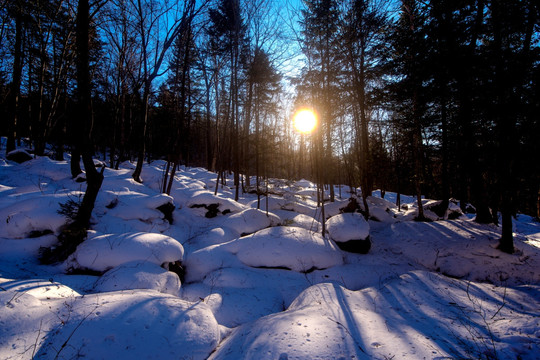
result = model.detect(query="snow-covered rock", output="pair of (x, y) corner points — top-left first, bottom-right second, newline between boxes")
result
(68, 232), (184, 272)
(6, 149), (32, 163)
(0, 284), (220, 360)
(369, 205), (396, 223)
(293, 179), (315, 188)
(326, 213), (370, 242)
(322, 199), (349, 218)
(184, 226), (343, 282)
(209, 271), (540, 360)
(326, 213), (371, 254)
(221, 208), (279, 235)
(186, 191), (246, 216)
(100, 191), (173, 221)
(284, 213), (321, 232)
(234, 226), (343, 272)
(94, 261), (181, 295)
(0, 195), (68, 238)
(247, 195), (286, 211)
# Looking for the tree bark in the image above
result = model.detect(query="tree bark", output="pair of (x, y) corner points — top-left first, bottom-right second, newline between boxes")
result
(6, 1), (22, 155)
(41, 0), (104, 264)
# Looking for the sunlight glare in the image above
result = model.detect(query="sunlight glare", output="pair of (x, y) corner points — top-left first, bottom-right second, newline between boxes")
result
(293, 109), (317, 134)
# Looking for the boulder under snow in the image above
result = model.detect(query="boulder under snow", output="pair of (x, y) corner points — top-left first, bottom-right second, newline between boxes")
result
(326, 212), (371, 254)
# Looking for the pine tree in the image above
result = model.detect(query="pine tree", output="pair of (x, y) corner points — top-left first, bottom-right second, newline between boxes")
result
(387, 0), (429, 220)
(208, 0), (247, 201)
(246, 47), (280, 208)
(342, 0), (388, 216)
(300, 0), (343, 203)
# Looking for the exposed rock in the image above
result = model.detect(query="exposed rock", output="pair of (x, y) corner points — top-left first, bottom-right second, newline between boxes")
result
(326, 213), (371, 254)
(336, 237), (372, 254)
(6, 149), (33, 163)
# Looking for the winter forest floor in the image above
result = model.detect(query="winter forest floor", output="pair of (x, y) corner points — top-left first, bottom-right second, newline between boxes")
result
(0, 149), (539, 360)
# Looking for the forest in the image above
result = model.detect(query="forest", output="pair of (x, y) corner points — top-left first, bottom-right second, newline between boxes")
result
(0, 0), (539, 255)
(1, 1), (540, 359)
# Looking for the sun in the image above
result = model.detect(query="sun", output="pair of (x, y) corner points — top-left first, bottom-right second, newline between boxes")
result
(293, 109), (317, 134)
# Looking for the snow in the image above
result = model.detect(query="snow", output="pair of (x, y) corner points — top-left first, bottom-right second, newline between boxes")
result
(94, 261), (181, 295)
(0, 285), (220, 360)
(1, 150), (539, 360)
(326, 212), (370, 242)
(233, 226), (343, 271)
(186, 190), (246, 214)
(0, 194), (75, 238)
(219, 208), (280, 234)
(67, 232), (184, 272)
(210, 271), (539, 360)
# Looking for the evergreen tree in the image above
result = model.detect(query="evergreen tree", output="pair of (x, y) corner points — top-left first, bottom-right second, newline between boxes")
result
(300, 0), (343, 203)
(246, 47), (280, 208)
(208, 0), (247, 201)
(342, 0), (388, 216)
(386, 0), (430, 220)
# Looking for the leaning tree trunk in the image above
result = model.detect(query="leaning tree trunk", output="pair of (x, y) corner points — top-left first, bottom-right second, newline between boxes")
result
(41, 0), (104, 264)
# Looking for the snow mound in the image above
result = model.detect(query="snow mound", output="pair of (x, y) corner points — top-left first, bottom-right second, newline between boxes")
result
(0, 286), (220, 360)
(222, 208), (280, 235)
(186, 191), (246, 214)
(322, 199), (349, 218)
(185, 226), (343, 282)
(234, 226), (343, 272)
(99, 191), (173, 222)
(281, 198), (317, 217)
(94, 261), (181, 295)
(69, 232), (184, 272)
(210, 271), (540, 360)
(22, 156), (72, 181)
(248, 195), (286, 211)
(187, 227), (241, 251)
(169, 177), (207, 206)
(369, 205), (396, 223)
(326, 213), (370, 242)
(285, 213), (321, 232)
(6, 149), (32, 163)
(293, 179), (315, 188)
(0, 195), (68, 238)
(388, 220), (540, 285)
(367, 194), (398, 209)
(0, 278), (81, 300)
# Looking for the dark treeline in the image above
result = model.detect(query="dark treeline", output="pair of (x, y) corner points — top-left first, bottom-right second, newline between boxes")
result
(0, 0), (538, 253)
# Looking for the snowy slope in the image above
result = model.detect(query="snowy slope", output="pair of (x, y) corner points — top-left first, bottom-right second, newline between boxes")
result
(1, 153), (539, 360)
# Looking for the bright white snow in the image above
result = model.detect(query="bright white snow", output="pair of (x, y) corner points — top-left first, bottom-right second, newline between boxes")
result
(326, 212), (370, 242)
(67, 232), (184, 272)
(1, 150), (539, 360)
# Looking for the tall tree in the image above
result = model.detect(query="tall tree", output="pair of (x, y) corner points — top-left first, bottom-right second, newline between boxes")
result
(387, 0), (429, 220)
(342, 0), (387, 216)
(208, 0), (246, 201)
(247, 47), (280, 208)
(41, 0), (105, 263)
(5, 0), (23, 155)
(300, 0), (343, 203)
(488, 0), (538, 253)
(131, 0), (198, 183)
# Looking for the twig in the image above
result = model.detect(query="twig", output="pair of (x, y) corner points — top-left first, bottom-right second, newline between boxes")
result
(327, 317), (366, 354)
(491, 285), (507, 320)
(54, 305), (99, 360)
(32, 319), (44, 358)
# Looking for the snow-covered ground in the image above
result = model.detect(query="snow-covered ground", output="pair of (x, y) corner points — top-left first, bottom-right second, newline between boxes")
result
(1, 153), (539, 359)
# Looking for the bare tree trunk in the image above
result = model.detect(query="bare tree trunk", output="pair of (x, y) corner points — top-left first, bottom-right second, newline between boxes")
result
(74, 0), (103, 226)
(132, 83), (149, 183)
(536, 186), (540, 221)
(6, 1), (22, 155)
(42, 0), (104, 264)
(413, 91), (425, 221)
